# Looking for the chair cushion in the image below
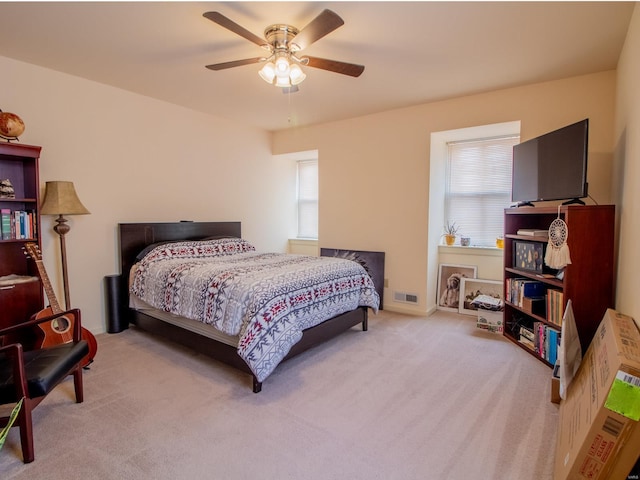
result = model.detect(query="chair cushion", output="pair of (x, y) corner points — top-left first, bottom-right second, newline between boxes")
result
(0, 341), (89, 402)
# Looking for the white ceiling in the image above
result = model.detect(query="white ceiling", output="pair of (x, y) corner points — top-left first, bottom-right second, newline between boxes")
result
(0, 2), (634, 131)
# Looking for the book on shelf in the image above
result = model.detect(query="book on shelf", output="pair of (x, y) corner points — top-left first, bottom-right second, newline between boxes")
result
(517, 229), (549, 237)
(519, 325), (535, 343)
(519, 336), (535, 350)
(1, 208), (11, 240)
(530, 321), (561, 364)
(516, 228), (549, 237)
(0, 209), (36, 240)
(546, 289), (564, 326)
(547, 329), (559, 366)
(506, 278), (544, 307)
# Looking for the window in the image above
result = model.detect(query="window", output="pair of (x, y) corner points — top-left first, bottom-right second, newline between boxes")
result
(296, 159), (318, 239)
(445, 135), (519, 246)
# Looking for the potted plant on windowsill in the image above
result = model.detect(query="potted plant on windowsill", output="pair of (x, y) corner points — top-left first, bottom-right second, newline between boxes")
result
(442, 221), (460, 246)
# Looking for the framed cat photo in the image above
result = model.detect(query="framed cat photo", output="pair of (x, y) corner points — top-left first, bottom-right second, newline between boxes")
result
(437, 264), (478, 312)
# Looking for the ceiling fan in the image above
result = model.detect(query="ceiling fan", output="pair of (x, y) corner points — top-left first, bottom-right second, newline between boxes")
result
(203, 9), (365, 91)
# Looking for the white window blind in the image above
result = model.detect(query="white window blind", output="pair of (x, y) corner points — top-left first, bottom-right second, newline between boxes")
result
(445, 136), (519, 246)
(297, 159), (318, 239)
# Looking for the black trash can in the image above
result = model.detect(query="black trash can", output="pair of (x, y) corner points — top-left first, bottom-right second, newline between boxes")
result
(104, 274), (128, 333)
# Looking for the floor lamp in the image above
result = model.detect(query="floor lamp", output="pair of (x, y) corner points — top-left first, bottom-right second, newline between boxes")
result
(40, 181), (90, 310)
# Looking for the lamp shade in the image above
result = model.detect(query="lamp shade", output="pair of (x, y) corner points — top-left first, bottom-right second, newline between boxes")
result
(289, 64), (306, 85)
(258, 62), (276, 83)
(40, 181), (90, 215)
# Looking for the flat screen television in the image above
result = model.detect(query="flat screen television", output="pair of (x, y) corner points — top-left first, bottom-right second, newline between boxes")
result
(511, 118), (589, 206)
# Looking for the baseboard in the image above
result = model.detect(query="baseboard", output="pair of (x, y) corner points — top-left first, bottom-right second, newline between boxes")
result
(383, 304), (430, 317)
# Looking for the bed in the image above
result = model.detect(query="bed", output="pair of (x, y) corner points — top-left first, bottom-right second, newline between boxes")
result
(116, 221), (380, 393)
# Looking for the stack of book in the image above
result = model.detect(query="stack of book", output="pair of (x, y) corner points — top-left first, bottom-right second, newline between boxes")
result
(519, 322), (560, 365)
(519, 325), (536, 349)
(516, 228), (549, 238)
(1, 209), (37, 240)
(546, 289), (564, 326)
(506, 277), (544, 307)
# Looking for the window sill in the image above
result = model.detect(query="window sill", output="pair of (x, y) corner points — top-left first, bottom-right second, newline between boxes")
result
(288, 238), (319, 256)
(289, 238), (318, 245)
(437, 245), (504, 257)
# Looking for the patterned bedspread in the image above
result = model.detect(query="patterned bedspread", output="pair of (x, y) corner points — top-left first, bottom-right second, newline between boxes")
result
(130, 238), (380, 382)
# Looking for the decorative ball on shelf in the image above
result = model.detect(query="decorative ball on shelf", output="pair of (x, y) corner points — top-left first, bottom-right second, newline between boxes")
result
(0, 109), (26, 142)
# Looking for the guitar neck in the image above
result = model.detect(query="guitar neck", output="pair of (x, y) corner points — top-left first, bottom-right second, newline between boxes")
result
(34, 258), (64, 314)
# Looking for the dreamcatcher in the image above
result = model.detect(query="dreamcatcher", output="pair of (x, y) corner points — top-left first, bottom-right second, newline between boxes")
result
(545, 205), (572, 269)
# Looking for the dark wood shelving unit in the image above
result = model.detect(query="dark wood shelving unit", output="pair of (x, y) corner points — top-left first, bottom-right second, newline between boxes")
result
(503, 204), (615, 365)
(0, 142), (43, 331)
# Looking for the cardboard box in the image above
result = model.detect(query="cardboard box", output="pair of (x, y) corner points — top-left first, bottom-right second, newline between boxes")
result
(554, 309), (640, 480)
(476, 308), (503, 334)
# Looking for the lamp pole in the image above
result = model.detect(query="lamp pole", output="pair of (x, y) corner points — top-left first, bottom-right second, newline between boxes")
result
(52, 214), (72, 310)
(40, 181), (90, 311)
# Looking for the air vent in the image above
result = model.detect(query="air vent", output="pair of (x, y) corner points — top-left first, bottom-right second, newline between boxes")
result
(393, 292), (418, 304)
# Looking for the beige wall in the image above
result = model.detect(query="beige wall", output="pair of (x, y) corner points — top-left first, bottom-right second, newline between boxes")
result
(273, 71), (617, 314)
(614, 4), (640, 321)
(0, 56), (294, 335)
(3, 7), (637, 331)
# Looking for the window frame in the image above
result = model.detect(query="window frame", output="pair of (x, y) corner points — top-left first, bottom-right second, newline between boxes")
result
(444, 134), (519, 247)
(296, 158), (318, 240)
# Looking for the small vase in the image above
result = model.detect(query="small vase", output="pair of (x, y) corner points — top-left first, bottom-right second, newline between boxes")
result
(460, 237), (470, 246)
(444, 234), (456, 246)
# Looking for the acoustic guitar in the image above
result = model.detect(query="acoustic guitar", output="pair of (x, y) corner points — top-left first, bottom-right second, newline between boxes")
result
(24, 242), (98, 367)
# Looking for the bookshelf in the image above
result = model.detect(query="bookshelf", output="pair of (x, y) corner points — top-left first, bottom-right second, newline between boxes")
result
(0, 142), (43, 331)
(503, 205), (615, 366)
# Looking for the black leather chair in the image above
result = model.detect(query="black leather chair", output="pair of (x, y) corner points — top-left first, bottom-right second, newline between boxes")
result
(0, 308), (88, 463)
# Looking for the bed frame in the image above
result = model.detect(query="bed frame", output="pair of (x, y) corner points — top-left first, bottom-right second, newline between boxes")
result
(116, 221), (368, 393)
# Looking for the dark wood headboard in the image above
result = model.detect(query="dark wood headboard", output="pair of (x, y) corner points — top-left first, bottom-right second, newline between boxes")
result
(118, 221), (241, 279)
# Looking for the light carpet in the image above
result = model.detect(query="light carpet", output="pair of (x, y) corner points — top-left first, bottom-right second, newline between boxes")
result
(0, 309), (558, 479)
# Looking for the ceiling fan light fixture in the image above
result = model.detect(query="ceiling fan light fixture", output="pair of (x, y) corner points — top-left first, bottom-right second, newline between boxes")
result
(258, 62), (276, 83)
(205, 10), (364, 89)
(289, 64), (306, 85)
(275, 74), (291, 88)
(274, 55), (290, 76)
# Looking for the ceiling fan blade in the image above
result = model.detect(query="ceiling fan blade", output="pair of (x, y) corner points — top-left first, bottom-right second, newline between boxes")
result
(290, 9), (344, 51)
(203, 11), (268, 49)
(205, 57), (264, 71)
(304, 56), (365, 77)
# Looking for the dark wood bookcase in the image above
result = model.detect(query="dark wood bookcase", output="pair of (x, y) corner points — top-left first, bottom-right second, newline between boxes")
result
(0, 143), (43, 331)
(503, 204), (615, 365)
